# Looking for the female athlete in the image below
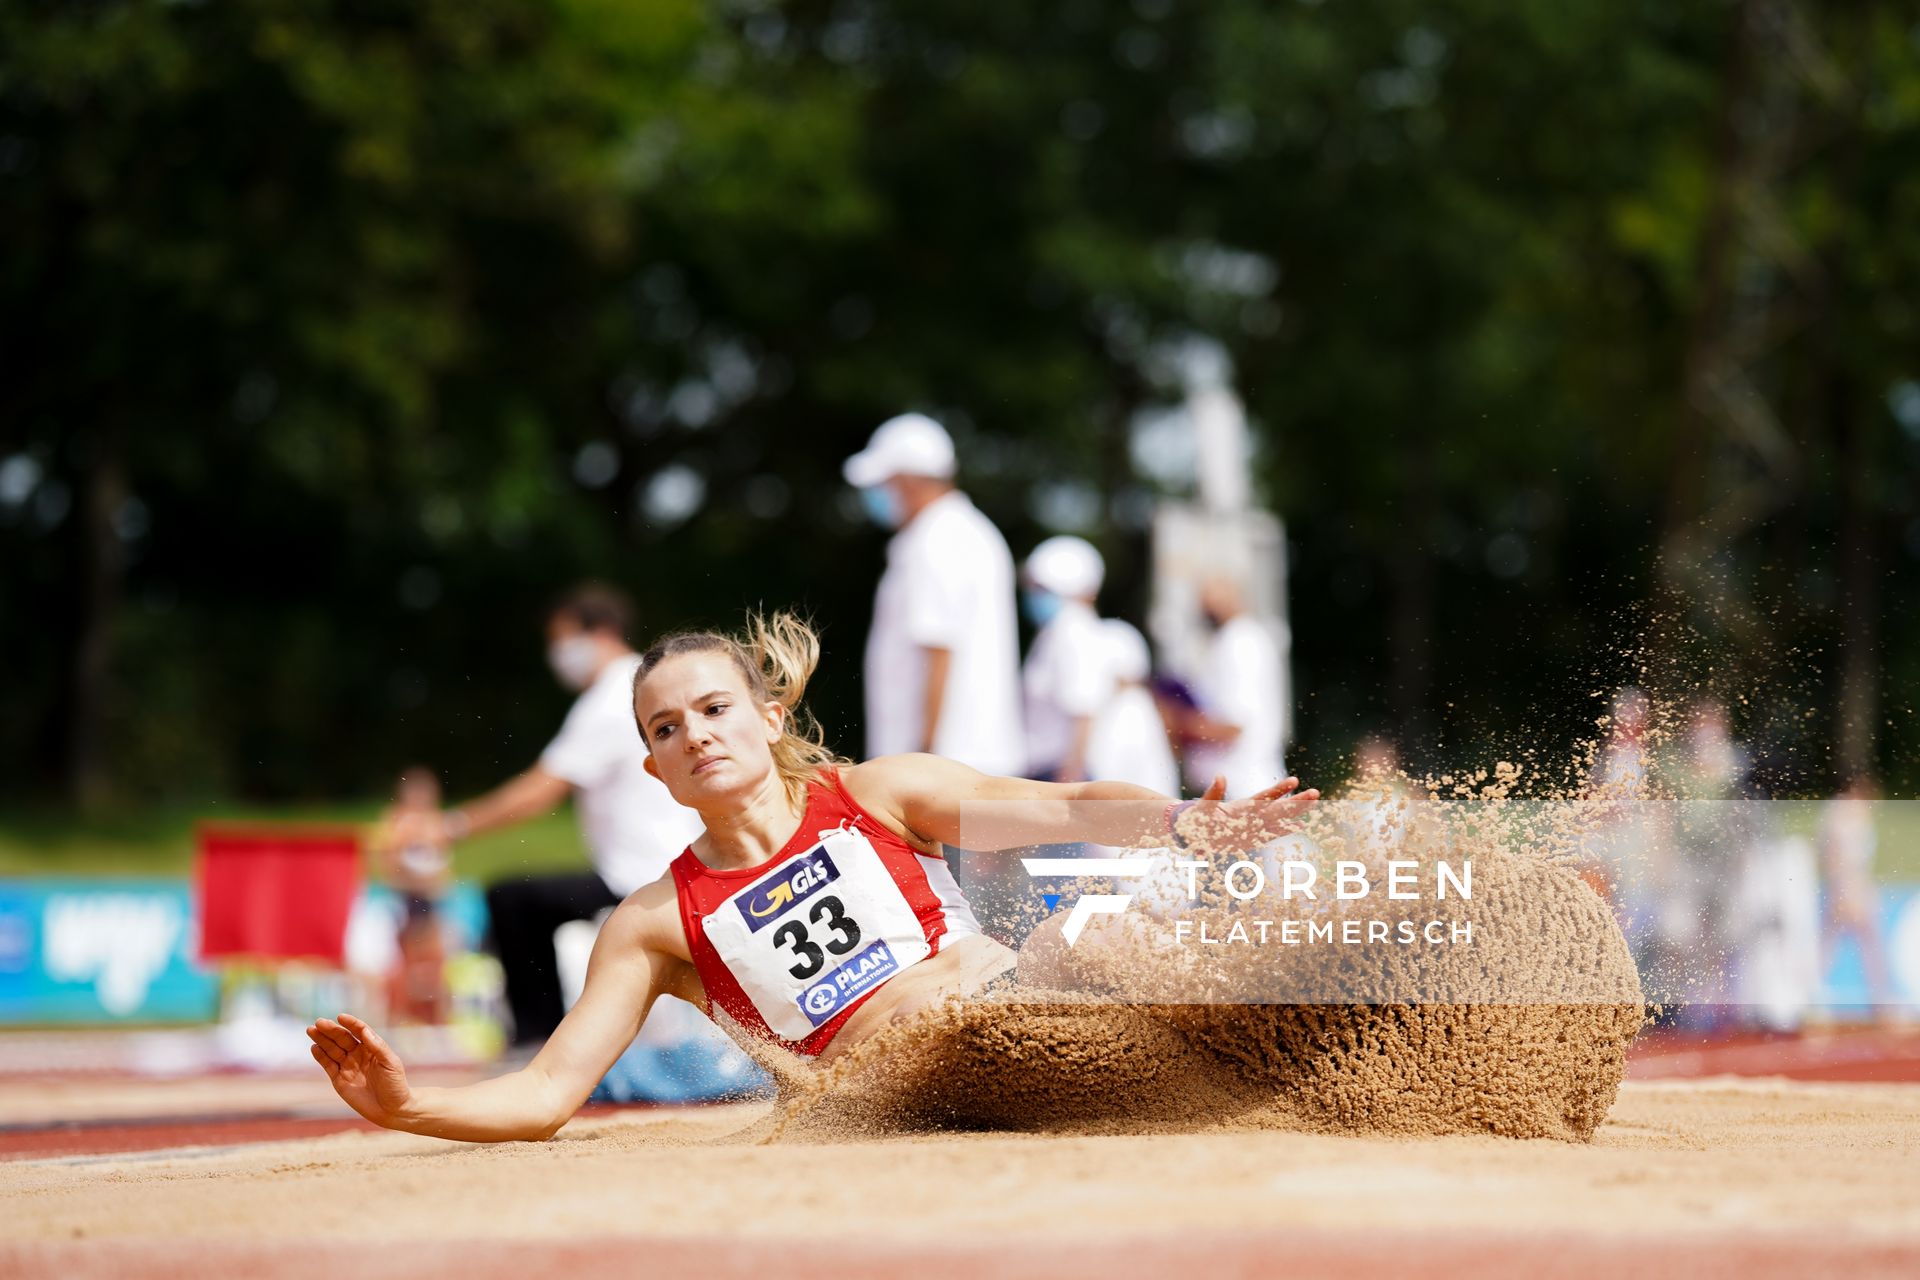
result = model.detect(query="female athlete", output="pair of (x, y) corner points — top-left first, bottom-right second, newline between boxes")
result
(307, 613), (1318, 1142)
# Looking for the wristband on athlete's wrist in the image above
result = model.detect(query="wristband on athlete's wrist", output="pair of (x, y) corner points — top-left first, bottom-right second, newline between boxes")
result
(1166, 799), (1201, 850)
(443, 809), (472, 841)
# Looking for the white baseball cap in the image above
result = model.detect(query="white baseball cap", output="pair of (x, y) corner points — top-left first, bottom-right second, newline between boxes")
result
(842, 413), (957, 488)
(1024, 535), (1105, 599)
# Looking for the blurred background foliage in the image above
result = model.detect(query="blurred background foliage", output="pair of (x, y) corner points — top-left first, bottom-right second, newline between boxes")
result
(3, 0), (1917, 814)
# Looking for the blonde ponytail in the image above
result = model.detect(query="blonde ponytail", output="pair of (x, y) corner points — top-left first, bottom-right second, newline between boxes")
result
(745, 610), (820, 714)
(635, 610), (850, 807)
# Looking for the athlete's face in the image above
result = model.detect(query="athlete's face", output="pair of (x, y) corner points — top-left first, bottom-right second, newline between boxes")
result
(636, 651), (783, 805)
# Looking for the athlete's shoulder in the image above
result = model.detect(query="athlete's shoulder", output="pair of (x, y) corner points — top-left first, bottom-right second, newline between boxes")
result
(837, 756), (968, 851)
(842, 752), (977, 793)
(607, 873), (691, 958)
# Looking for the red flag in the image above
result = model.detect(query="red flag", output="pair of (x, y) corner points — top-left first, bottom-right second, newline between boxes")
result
(195, 825), (361, 964)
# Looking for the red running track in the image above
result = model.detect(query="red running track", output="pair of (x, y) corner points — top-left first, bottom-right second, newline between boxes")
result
(1627, 1024), (1920, 1082)
(4, 1025), (1913, 1164)
(0, 1112), (377, 1161)
(5, 1230), (1919, 1280)
(0, 1101), (639, 1162)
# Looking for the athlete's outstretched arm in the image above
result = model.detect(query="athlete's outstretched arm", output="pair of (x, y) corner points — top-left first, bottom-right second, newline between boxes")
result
(843, 755), (1317, 854)
(307, 892), (667, 1142)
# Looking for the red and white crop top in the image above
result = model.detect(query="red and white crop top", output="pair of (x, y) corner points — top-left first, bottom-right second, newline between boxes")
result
(668, 769), (981, 1056)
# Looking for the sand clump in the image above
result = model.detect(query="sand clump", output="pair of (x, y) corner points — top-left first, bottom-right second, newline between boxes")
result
(772, 994), (1637, 1144)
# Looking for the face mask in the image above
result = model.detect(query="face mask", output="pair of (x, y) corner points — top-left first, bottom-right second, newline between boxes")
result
(547, 634), (601, 692)
(859, 484), (903, 528)
(1022, 588), (1063, 627)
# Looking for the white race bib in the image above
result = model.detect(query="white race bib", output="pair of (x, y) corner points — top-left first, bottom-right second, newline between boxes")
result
(700, 825), (932, 1041)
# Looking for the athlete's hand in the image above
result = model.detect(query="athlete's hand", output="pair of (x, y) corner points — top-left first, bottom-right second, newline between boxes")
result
(307, 1014), (414, 1129)
(1233, 776), (1321, 842)
(1175, 776), (1320, 854)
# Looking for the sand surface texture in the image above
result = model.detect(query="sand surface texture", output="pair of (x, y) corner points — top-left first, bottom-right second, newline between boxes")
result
(4, 1082), (1915, 1245)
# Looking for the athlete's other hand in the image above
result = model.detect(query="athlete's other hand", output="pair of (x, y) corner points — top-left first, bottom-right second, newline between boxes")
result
(1235, 775), (1320, 840)
(1176, 775), (1319, 853)
(308, 1014), (414, 1129)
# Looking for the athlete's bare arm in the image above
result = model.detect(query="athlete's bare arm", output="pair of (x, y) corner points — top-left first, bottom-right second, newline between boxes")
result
(841, 755), (1318, 854)
(307, 879), (685, 1143)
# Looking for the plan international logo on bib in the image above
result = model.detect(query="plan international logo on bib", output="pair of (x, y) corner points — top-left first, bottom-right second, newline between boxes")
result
(737, 849), (838, 932)
(798, 939), (899, 1027)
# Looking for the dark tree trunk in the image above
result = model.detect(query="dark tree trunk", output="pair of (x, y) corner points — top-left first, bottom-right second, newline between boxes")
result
(1833, 385), (1877, 783)
(1660, 0), (1761, 579)
(1388, 454), (1435, 755)
(68, 426), (126, 811)
(1817, 2), (1875, 785)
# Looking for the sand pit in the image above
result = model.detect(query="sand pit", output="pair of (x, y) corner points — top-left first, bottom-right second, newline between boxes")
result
(774, 998), (1641, 1142)
(14, 764), (1895, 1277)
(2, 1081), (1916, 1278)
(767, 838), (1643, 1143)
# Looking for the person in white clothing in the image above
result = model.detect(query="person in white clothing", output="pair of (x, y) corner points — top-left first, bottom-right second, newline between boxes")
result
(1088, 619), (1179, 796)
(387, 584), (704, 1047)
(1171, 575), (1286, 799)
(1020, 536), (1112, 782)
(844, 413), (1024, 777)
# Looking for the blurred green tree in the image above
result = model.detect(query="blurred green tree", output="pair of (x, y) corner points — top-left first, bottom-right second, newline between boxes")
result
(2, 0), (1914, 808)
(0, 0), (875, 803)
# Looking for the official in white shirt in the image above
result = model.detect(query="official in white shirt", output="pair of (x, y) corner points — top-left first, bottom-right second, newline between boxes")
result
(844, 413), (1024, 778)
(1176, 575), (1287, 799)
(1091, 617), (1186, 894)
(1088, 618), (1180, 796)
(394, 584), (703, 1046)
(1020, 536), (1112, 782)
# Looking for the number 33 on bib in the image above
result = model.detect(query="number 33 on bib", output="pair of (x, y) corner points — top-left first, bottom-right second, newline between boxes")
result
(698, 825), (936, 1040)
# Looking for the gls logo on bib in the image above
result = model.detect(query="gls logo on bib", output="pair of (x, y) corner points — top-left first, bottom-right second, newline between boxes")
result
(737, 850), (838, 931)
